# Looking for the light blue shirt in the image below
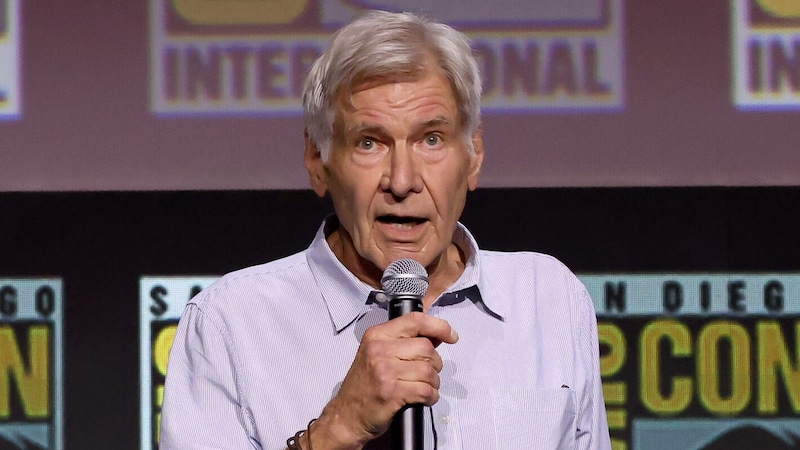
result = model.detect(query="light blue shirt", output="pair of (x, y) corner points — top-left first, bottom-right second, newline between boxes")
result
(160, 219), (611, 449)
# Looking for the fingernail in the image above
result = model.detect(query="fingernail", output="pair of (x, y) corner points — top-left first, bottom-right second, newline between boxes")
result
(450, 328), (459, 342)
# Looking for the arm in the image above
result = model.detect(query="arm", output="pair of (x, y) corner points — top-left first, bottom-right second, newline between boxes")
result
(576, 289), (613, 450)
(160, 304), (258, 449)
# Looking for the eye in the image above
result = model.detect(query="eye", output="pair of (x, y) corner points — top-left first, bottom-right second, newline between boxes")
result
(424, 134), (442, 148)
(357, 138), (376, 151)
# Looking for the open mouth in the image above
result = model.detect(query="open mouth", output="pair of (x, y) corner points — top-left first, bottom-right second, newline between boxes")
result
(377, 215), (427, 228)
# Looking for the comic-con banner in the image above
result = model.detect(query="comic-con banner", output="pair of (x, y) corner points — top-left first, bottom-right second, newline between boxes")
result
(733, 0), (800, 110)
(149, 0), (625, 116)
(0, 0), (21, 119)
(583, 274), (800, 450)
(141, 273), (800, 450)
(139, 277), (217, 450)
(0, 279), (63, 450)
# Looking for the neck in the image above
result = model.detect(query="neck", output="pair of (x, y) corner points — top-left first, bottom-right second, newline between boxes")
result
(421, 243), (466, 311)
(325, 225), (468, 310)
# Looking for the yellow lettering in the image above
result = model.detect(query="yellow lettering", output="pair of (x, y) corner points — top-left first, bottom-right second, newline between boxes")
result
(156, 411), (161, 443)
(171, 0), (309, 25)
(757, 321), (800, 413)
(156, 384), (165, 407)
(757, 0), (800, 18)
(153, 325), (177, 377)
(599, 323), (626, 376)
(697, 321), (750, 415)
(640, 320), (692, 414)
(603, 382), (627, 404)
(154, 384), (165, 444)
(153, 326), (176, 445)
(0, 326), (49, 418)
(599, 323), (628, 434)
(606, 409), (626, 429)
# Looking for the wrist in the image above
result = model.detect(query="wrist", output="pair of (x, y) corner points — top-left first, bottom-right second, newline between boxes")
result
(306, 405), (368, 450)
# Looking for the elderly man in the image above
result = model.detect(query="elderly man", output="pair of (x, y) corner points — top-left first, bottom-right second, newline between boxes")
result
(160, 10), (610, 450)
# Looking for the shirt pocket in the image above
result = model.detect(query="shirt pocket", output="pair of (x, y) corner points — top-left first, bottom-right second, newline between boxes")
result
(489, 387), (577, 449)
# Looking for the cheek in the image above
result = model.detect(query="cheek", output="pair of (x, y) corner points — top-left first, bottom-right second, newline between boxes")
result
(329, 174), (377, 227)
(432, 168), (470, 215)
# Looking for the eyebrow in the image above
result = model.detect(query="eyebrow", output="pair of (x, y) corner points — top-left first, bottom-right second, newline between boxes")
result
(346, 122), (386, 138)
(420, 116), (452, 131)
(346, 115), (453, 137)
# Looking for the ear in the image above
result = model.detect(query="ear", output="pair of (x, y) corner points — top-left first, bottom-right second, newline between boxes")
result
(304, 130), (328, 197)
(467, 125), (484, 191)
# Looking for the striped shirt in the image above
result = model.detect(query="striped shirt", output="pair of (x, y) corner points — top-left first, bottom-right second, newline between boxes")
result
(160, 219), (611, 449)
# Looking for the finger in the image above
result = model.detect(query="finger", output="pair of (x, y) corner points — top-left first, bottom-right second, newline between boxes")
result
(397, 378), (441, 406)
(391, 337), (444, 371)
(397, 360), (441, 389)
(362, 337), (443, 372)
(367, 358), (440, 405)
(380, 312), (459, 344)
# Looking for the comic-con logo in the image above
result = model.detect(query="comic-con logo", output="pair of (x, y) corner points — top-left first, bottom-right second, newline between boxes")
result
(585, 274), (800, 450)
(0, 280), (63, 450)
(733, 0), (800, 109)
(149, 0), (625, 116)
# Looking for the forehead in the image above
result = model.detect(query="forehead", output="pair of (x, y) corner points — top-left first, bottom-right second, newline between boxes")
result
(336, 70), (459, 129)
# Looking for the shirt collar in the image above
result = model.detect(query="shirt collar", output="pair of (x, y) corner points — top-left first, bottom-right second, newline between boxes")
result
(306, 217), (504, 333)
(306, 218), (375, 333)
(442, 223), (505, 320)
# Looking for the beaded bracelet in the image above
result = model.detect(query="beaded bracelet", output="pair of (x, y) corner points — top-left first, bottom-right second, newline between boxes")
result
(286, 418), (317, 450)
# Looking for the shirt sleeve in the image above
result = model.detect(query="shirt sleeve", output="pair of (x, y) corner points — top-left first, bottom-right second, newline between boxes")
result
(159, 303), (261, 449)
(575, 287), (613, 450)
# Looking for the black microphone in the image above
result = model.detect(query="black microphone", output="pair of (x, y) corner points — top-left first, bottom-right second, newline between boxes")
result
(381, 258), (429, 450)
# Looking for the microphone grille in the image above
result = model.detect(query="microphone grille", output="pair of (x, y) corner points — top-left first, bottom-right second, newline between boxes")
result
(381, 258), (429, 297)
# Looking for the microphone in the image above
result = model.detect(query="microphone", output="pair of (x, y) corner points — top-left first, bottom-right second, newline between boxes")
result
(381, 259), (429, 450)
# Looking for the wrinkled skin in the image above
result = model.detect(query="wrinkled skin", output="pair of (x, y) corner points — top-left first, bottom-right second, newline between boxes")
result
(301, 68), (483, 448)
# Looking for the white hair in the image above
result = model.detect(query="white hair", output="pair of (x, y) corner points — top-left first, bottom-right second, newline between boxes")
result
(302, 10), (482, 160)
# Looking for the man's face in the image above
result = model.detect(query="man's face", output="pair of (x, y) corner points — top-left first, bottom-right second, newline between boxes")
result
(305, 69), (483, 283)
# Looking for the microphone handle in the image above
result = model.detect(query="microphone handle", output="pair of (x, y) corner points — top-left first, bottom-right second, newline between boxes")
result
(388, 295), (422, 319)
(388, 295), (424, 450)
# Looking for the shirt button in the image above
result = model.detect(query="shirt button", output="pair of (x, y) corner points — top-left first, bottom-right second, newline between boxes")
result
(440, 415), (449, 424)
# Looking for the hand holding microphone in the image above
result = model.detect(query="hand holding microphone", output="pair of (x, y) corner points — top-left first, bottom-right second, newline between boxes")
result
(313, 259), (458, 449)
(381, 259), (430, 450)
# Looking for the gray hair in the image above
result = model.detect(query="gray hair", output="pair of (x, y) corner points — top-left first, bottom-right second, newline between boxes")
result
(302, 10), (482, 160)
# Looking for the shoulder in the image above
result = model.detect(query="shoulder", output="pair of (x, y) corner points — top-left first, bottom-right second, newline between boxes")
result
(218, 250), (309, 286)
(477, 249), (593, 316)
(480, 249), (583, 287)
(189, 251), (312, 313)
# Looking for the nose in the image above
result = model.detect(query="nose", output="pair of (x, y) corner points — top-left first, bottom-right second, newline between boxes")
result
(380, 143), (423, 198)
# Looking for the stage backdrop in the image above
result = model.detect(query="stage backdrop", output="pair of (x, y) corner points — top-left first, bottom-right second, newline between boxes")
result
(3, 188), (800, 450)
(1, 0), (800, 190)
(2, 1), (800, 449)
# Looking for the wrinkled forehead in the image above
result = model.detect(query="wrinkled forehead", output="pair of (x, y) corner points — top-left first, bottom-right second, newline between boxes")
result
(333, 69), (461, 139)
(332, 62), (458, 133)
